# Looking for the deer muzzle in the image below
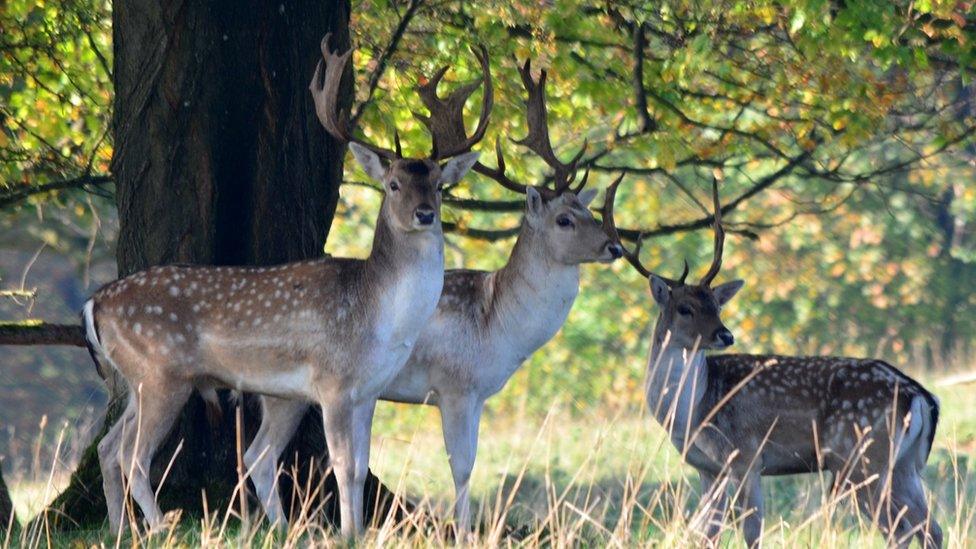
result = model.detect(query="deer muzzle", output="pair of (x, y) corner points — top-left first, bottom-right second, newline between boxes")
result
(714, 327), (734, 348)
(414, 205), (436, 227)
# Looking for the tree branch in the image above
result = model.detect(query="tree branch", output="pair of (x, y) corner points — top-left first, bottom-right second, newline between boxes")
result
(0, 321), (86, 347)
(443, 195), (524, 212)
(442, 221), (521, 241)
(632, 23), (656, 133)
(0, 289), (36, 300)
(616, 150), (811, 242)
(350, 0), (424, 126)
(0, 174), (113, 209)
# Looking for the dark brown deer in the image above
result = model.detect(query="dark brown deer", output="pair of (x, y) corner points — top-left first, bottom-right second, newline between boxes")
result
(244, 59), (623, 534)
(604, 178), (942, 548)
(85, 34), (487, 538)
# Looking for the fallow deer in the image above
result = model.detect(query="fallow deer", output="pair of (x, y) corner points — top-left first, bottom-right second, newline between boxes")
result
(244, 59), (624, 533)
(84, 34), (488, 538)
(604, 179), (942, 548)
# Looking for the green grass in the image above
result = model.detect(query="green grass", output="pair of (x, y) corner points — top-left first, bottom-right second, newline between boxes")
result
(7, 380), (976, 547)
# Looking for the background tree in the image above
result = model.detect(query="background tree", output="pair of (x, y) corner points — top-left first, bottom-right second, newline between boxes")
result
(1, 0), (974, 532)
(0, 468), (12, 533)
(4, 0), (405, 530)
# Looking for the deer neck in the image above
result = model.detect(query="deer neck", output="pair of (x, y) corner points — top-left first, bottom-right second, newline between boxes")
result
(489, 222), (580, 357)
(646, 319), (709, 454)
(364, 201), (444, 342)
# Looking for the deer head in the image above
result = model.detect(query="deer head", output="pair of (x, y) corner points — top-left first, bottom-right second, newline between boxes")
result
(310, 34), (488, 234)
(477, 60), (623, 265)
(604, 177), (743, 350)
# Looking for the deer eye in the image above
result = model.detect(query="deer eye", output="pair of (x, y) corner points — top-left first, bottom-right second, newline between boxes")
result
(556, 215), (574, 228)
(677, 305), (693, 316)
(389, 180), (400, 191)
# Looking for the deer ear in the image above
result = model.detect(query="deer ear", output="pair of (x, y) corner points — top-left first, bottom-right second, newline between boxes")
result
(576, 188), (598, 207)
(649, 274), (671, 306)
(713, 279), (744, 306)
(440, 151), (481, 186)
(349, 143), (386, 182)
(525, 187), (544, 224)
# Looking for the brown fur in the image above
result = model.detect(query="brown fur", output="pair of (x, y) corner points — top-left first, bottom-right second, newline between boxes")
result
(645, 278), (942, 548)
(88, 150), (464, 537)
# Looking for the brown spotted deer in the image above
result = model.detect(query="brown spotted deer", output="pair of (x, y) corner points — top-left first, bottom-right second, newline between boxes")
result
(604, 179), (942, 548)
(244, 59), (623, 534)
(84, 34), (487, 538)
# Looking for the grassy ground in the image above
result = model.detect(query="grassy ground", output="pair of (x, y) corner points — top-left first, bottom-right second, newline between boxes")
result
(6, 380), (975, 547)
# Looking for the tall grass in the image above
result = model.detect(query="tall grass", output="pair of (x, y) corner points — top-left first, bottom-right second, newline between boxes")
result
(5, 380), (975, 547)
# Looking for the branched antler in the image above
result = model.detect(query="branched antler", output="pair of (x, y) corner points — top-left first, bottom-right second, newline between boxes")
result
(311, 34), (491, 161)
(310, 33), (399, 159)
(414, 45), (493, 160)
(600, 175), (651, 278)
(475, 59), (589, 200)
(699, 178), (725, 287)
(602, 175), (691, 285)
(513, 60), (587, 192)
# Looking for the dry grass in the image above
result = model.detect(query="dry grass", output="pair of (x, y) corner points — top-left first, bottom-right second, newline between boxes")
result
(5, 379), (975, 547)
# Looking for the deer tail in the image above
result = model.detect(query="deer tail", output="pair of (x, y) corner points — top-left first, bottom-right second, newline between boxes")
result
(82, 299), (123, 394)
(899, 390), (939, 471)
(914, 391), (940, 470)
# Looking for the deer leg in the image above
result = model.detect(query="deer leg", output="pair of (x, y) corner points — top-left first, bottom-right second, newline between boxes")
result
(321, 399), (367, 538)
(733, 472), (764, 549)
(117, 382), (192, 531)
(439, 395), (483, 536)
(99, 393), (138, 534)
(845, 469), (914, 549)
(693, 469), (728, 546)
(350, 400), (376, 529)
(844, 463), (913, 549)
(906, 470), (942, 549)
(844, 472), (893, 543)
(887, 467), (943, 549)
(244, 397), (308, 529)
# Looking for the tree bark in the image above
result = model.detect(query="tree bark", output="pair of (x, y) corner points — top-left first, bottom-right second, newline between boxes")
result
(0, 465), (14, 532)
(40, 0), (403, 531)
(0, 323), (85, 347)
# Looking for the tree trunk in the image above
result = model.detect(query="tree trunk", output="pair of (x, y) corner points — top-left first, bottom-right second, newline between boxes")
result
(0, 465), (14, 532)
(40, 0), (403, 531)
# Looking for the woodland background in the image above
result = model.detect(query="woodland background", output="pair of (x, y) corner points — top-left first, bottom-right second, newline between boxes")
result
(0, 0), (974, 536)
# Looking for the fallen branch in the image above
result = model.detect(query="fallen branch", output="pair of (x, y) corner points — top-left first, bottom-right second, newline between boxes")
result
(0, 289), (36, 300)
(935, 371), (976, 388)
(0, 321), (85, 347)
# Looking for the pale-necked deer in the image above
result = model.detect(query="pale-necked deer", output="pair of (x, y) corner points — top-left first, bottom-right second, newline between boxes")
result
(244, 59), (623, 533)
(85, 34), (487, 537)
(605, 179), (942, 548)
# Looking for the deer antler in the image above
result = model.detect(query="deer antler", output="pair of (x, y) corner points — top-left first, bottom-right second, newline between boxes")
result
(602, 175), (691, 285)
(413, 45), (493, 160)
(475, 59), (588, 201)
(699, 177), (725, 287)
(514, 60), (587, 193)
(600, 175), (651, 278)
(309, 33), (399, 159)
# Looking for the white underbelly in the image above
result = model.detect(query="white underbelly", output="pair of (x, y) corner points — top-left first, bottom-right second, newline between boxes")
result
(355, 340), (420, 399)
(381, 359), (434, 404)
(213, 364), (315, 400)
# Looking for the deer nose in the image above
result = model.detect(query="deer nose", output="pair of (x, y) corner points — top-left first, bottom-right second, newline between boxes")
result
(607, 242), (624, 259)
(415, 205), (436, 225)
(715, 328), (734, 347)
